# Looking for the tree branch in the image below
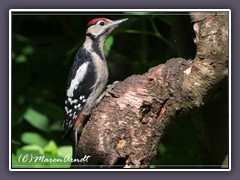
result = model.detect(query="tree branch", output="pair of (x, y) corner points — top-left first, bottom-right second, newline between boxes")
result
(73, 12), (228, 168)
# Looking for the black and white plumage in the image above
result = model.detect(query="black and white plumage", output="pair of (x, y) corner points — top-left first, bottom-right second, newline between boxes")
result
(62, 17), (128, 158)
(63, 48), (96, 136)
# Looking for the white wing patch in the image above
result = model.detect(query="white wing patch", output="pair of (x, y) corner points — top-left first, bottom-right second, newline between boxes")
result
(67, 62), (89, 97)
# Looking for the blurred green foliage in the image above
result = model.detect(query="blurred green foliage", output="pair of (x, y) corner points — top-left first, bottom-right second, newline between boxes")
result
(11, 12), (200, 168)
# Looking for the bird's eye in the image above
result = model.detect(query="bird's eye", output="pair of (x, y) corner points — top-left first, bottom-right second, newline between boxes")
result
(99, 21), (105, 26)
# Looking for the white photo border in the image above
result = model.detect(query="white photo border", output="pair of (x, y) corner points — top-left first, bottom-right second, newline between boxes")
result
(9, 9), (231, 171)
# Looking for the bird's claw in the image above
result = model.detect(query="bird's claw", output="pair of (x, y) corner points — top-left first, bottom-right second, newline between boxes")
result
(96, 81), (119, 105)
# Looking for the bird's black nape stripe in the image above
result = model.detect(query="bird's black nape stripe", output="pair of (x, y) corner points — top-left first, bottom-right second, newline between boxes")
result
(92, 39), (105, 60)
(86, 33), (105, 60)
(86, 33), (96, 40)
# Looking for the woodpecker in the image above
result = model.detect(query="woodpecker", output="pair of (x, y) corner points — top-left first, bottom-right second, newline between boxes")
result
(62, 17), (128, 159)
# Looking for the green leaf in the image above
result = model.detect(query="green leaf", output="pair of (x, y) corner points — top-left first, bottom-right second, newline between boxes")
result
(49, 121), (62, 131)
(13, 33), (30, 42)
(23, 107), (49, 131)
(22, 45), (34, 55)
(21, 132), (48, 147)
(158, 143), (167, 155)
(57, 146), (72, 158)
(104, 36), (114, 57)
(16, 54), (27, 63)
(33, 102), (63, 122)
(12, 139), (21, 146)
(14, 148), (45, 168)
(21, 145), (44, 155)
(43, 140), (58, 155)
(12, 153), (21, 167)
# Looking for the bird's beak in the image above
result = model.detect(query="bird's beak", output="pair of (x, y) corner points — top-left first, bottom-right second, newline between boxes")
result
(111, 18), (128, 26)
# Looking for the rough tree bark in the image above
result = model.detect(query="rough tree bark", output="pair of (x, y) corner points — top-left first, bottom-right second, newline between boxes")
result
(73, 12), (229, 168)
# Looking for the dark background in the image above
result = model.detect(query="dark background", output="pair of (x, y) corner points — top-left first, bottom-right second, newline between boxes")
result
(0, 0), (237, 179)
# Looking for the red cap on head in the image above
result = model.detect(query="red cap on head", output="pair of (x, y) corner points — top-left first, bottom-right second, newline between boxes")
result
(87, 18), (107, 26)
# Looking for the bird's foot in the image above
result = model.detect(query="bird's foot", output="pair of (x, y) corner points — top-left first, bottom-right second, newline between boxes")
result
(96, 81), (120, 105)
